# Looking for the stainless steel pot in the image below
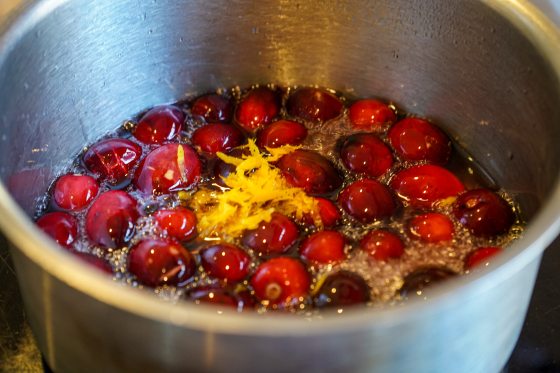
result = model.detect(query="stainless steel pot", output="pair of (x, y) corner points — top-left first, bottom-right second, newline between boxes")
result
(0, 0), (559, 372)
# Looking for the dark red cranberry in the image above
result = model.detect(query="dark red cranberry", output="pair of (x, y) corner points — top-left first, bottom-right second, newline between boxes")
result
(53, 174), (99, 211)
(235, 87), (280, 133)
(390, 164), (464, 209)
(256, 120), (308, 148)
(408, 213), (454, 243)
(337, 179), (396, 223)
(200, 243), (251, 282)
(299, 230), (346, 265)
(83, 138), (142, 184)
(465, 246), (503, 269)
(301, 197), (342, 228)
(286, 87), (343, 123)
(154, 207), (197, 242)
(277, 149), (343, 195)
(399, 267), (457, 298)
(251, 257), (310, 307)
(242, 213), (299, 255)
(348, 99), (396, 130)
(192, 123), (245, 154)
(388, 117), (451, 165)
(360, 229), (405, 261)
(128, 238), (195, 287)
(191, 94), (233, 123)
(187, 285), (239, 308)
(132, 105), (184, 144)
(36, 212), (78, 249)
(212, 147), (248, 187)
(85, 190), (139, 249)
(313, 271), (370, 308)
(134, 143), (201, 195)
(340, 133), (393, 178)
(452, 189), (515, 237)
(74, 252), (113, 274)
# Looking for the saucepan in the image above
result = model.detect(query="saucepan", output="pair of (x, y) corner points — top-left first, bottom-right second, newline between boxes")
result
(0, 0), (559, 372)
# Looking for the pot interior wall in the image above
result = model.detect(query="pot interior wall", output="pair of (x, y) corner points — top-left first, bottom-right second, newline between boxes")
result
(0, 0), (559, 219)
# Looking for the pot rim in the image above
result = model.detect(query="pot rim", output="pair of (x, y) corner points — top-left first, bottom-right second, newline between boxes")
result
(0, 0), (559, 336)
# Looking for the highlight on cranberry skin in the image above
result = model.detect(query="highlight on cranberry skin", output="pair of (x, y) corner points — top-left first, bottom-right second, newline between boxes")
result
(132, 105), (184, 145)
(250, 257), (310, 307)
(192, 123), (245, 154)
(235, 86), (281, 133)
(36, 211), (78, 249)
(348, 99), (396, 130)
(464, 246), (503, 270)
(360, 229), (405, 261)
(83, 138), (142, 184)
(299, 230), (346, 265)
(287, 87), (343, 123)
(242, 213), (299, 255)
(53, 174), (99, 211)
(337, 179), (396, 223)
(340, 133), (394, 178)
(200, 243), (251, 283)
(407, 213), (455, 243)
(154, 207), (197, 242)
(313, 271), (370, 308)
(191, 93), (233, 123)
(128, 238), (195, 287)
(256, 119), (308, 149)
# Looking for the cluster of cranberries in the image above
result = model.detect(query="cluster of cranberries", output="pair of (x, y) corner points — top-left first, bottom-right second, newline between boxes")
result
(35, 84), (519, 312)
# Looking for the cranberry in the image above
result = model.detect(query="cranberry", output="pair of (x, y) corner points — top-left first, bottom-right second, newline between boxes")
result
(242, 213), (299, 255)
(192, 123), (245, 154)
(340, 133), (393, 178)
(277, 149), (343, 195)
(390, 164), (464, 209)
(132, 105), (184, 144)
(187, 285), (255, 311)
(85, 190), (139, 249)
(191, 94), (233, 123)
(301, 197), (341, 228)
(360, 229), (405, 261)
(235, 87), (280, 133)
(36, 212), (78, 249)
(465, 246), (503, 270)
(128, 238), (195, 287)
(212, 147), (248, 187)
(408, 213), (454, 243)
(134, 143), (201, 195)
(337, 179), (396, 223)
(52, 174), (99, 211)
(154, 207), (197, 241)
(200, 243), (251, 282)
(452, 189), (515, 237)
(299, 230), (346, 265)
(83, 138), (142, 184)
(313, 271), (370, 308)
(256, 119), (308, 148)
(348, 99), (396, 129)
(251, 257), (310, 307)
(388, 117), (451, 164)
(287, 87), (343, 123)
(74, 252), (113, 274)
(399, 267), (457, 298)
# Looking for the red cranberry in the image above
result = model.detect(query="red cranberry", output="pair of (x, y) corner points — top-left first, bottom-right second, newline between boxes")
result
(235, 87), (280, 133)
(340, 133), (393, 178)
(154, 207), (197, 242)
(360, 229), (405, 261)
(465, 246), (503, 269)
(36, 212), (78, 249)
(132, 105), (184, 144)
(408, 213), (454, 243)
(452, 189), (515, 237)
(134, 143), (201, 195)
(53, 174), (99, 211)
(301, 197), (341, 228)
(83, 138), (142, 184)
(277, 149), (343, 195)
(388, 117), (451, 164)
(286, 87), (343, 123)
(212, 147), (248, 187)
(256, 120), (308, 149)
(399, 267), (457, 298)
(128, 238), (195, 287)
(348, 99), (396, 129)
(390, 164), (464, 209)
(191, 94), (233, 123)
(337, 179), (396, 223)
(242, 213), (299, 255)
(74, 252), (113, 274)
(192, 123), (245, 154)
(200, 243), (251, 282)
(85, 190), (139, 249)
(299, 230), (346, 265)
(313, 271), (370, 308)
(187, 285), (255, 311)
(251, 257), (310, 307)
